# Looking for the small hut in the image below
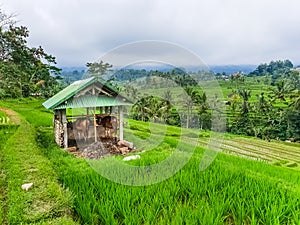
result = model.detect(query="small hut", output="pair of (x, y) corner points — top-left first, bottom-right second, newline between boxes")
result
(42, 76), (132, 148)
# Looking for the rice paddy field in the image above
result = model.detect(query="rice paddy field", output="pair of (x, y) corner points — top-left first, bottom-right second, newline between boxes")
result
(0, 98), (300, 224)
(142, 76), (272, 103)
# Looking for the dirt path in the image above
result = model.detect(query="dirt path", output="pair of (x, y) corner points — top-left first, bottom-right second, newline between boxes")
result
(0, 108), (21, 125)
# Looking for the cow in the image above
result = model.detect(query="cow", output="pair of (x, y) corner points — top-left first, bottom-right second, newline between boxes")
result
(97, 115), (118, 138)
(74, 118), (90, 142)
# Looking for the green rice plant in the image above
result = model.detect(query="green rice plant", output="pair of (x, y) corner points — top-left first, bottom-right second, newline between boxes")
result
(2, 99), (300, 224)
(35, 124), (300, 224)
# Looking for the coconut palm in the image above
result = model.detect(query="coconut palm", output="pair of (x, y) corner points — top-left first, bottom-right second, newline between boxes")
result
(182, 87), (202, 128)
(132, 96), (149, 121)
(162, 90), (173, 121)
(270, 79), (292, 103)
(290, 90), (300, 110)
(238, 89), (251, 115)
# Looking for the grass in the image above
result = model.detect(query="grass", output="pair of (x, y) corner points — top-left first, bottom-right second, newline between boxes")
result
(0, 112), (10, 124)
(0, 125), (18, 224)
(1, 98), (300, 224)
(37, 130), (300, 224)
(0, 101), (78, 224)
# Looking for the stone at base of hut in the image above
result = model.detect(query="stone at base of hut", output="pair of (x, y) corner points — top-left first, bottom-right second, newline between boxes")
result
(80, 141), (111, 159)
(67, 139), (135, 160)
(117, 140), (134, 149)
(78, 139), (135, 159)
(66, 146), (77, 152)
(119, 146), (129, 154)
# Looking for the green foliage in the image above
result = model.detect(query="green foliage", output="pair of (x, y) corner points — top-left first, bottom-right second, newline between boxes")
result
(248, 59), (293, 85)
(113, 67), (199, 87)
(249, 60), (293, 77)
(121, 66), (300, 141)
(60, 69), (86, 84)
(286, 109), (300, 141)
(0, 9), (62, 98)
(86, 60), (113, 78)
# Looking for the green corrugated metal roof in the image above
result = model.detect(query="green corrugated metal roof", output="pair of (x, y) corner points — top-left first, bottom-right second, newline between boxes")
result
(54, 95), (132, 109)
(42, 77), (129, 110)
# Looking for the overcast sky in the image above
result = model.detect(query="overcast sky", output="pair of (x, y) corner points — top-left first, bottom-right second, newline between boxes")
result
(1, 0), (300, 67)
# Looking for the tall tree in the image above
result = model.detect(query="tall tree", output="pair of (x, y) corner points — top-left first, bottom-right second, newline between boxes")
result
(162, 90), (173, 121)
(270, 79), (292, 103)
(238, 89), (251, 115)
(0, 9), (61, 98)
(86, 60), (113, 78)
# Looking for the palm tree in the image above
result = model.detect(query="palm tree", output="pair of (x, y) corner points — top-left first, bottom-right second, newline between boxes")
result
(238, 89), (251, 115)
(182, 87), (201, 128)
(86, 60), (113, 78)
(162, 90), (173, 122)
(290, 90), (300, 110)
(123, 85), (139, 101)
(197, 92), (210, 130)
(145, 97), (163, 123)
(132, 96), (149, 121)
(270, 79), (292, 103)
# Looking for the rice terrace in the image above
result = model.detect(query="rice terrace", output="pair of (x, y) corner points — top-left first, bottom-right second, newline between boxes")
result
(1, 3), (300, 225)
(1, 75), (300, 224)
(1, 47), (300, 225)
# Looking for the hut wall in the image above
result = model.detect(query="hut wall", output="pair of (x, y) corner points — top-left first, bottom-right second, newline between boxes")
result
(67, 126), (117, 140)
(54, 110), (64, 147)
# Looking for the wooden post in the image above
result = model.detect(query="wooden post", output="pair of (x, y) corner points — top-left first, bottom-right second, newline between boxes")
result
(61, 109), (68, 148)
(94, 112), (97, 143)
(119, 106), (124, 141)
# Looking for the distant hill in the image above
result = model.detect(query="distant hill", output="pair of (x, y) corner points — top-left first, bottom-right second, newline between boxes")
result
(59, 67), (87, 84)
(60, 65), (257, 75)
(120, 64), (257, 75)
(60, 66), (87, 72)
(58, 64), (258, 83)
(208, 65), (257, 75)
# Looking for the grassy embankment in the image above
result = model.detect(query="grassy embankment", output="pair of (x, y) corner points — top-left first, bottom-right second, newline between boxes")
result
(3, 98), (300, 224)
(0, 100), (78, 224)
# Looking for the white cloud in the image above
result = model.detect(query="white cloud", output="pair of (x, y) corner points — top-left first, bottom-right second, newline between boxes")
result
(1, 0), (300, 66)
